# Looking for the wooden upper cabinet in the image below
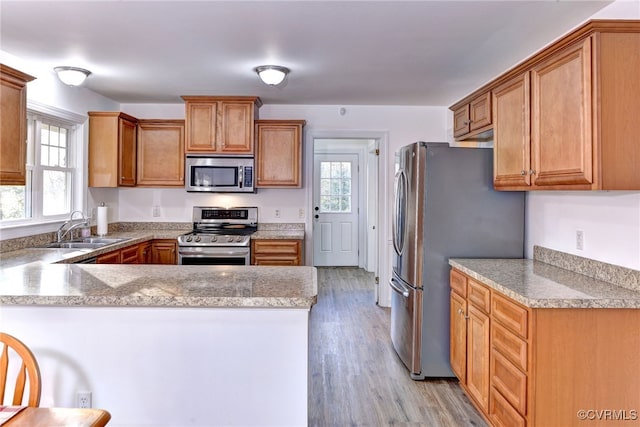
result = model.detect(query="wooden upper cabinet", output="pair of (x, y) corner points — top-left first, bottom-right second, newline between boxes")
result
(255, 120), (306, 188)
(486, 21), (640, 190)
(493, 72), (531, 189)
(452, 91), (492, 140)
(531, 37), (593, 188)
(182, 96), (261, 153)
(137, 119), (185, 187)
(88, 112), (138, 187)
(0, 64), (35, 185)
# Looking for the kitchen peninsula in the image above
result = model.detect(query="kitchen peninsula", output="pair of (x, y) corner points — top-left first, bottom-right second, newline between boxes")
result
(0, 242), (317, 427)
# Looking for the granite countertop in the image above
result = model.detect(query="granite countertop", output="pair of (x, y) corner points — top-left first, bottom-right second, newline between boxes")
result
(0, 230), (185, 266)
(449, 258), (640, 309)
(0, 228), (317, 309)
(253, 223), (305, 240)
(0, 264), (317, 308)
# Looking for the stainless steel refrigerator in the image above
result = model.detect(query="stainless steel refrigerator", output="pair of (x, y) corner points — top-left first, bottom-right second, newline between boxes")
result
(390, 142), (524, 379)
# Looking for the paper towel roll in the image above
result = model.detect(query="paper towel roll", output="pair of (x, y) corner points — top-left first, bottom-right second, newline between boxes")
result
(97, 205), (108, 236)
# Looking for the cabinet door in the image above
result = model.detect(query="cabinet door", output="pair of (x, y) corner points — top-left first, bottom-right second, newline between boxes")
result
(185, 101), (218, 152)
(152, 240), (177, 264)
(138, 241), (152, 264)
(118, 117), (137, 186)
(469, 91), (492, 131)
(137, 120), (185, 186)
(531, 37), (593, 187)
(255, 120), (305, 188)
(219, 101), (254, 153)
(466, 304), (490, 411)
(453, 105), (470, 138)
(0, 66), (34, 185)
(450, 291), (467, 383)
(493, 72), (531, 189)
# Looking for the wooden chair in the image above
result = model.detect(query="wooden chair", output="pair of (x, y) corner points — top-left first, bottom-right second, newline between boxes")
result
(0, 332), (41, 407)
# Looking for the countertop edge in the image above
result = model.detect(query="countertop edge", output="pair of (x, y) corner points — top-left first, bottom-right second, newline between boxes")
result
(0, 295), (318, 309)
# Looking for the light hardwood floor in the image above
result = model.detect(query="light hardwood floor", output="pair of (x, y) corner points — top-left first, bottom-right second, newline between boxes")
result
(309, 267), (487, 427)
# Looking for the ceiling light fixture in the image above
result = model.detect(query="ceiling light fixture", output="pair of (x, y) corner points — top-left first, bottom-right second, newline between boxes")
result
(54, 66), (92, 86)
(254, 65), (289, 86)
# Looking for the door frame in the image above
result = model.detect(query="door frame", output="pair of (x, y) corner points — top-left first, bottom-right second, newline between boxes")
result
(306, 130), (390, 305)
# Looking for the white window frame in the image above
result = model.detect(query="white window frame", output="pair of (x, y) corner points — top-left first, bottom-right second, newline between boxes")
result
(0, 101), (86, 234)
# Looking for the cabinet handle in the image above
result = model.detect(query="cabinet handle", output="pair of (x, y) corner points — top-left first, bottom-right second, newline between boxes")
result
(463, 120), (472, 125)
(520, 170), (527, 176)
(529, 169), (536, 175)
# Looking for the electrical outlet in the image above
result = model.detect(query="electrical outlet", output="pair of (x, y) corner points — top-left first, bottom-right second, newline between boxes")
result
(77, 391), (92, 408)
(152, 206), (160, 217)
(576, 230), (584, 250)
(275, 209), (281, 218)
(298, 208), (305, 219)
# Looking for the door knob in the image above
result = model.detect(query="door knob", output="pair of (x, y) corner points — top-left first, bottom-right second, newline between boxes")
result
(314, 214), (319, 219)
(314, 206), (319, 211)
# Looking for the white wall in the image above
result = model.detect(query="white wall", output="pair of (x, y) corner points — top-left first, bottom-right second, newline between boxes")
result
(526, 192), (640, 269)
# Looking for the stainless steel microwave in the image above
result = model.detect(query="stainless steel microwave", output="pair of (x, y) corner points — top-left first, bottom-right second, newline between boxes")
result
(185, 155), (255, 193)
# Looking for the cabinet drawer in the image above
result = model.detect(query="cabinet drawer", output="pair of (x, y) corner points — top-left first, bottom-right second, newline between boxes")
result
(490, 386), (526, 427)
(252, 240), (300, 255)
(468, 279), (491, 313)
(492, 293), (528, 339)
(491, 349), (527, 415)
(492, 321), (527, 372)
(450, 269), (467, 297)
(121, 245), (139, 264)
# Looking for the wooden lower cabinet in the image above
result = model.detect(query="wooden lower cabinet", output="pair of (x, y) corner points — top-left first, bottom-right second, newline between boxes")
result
(466, 304), (490, 411)
(95, 240), (175, 264)
(251, 239), (303, 266)
(450, 269), (491, 413)
(451, 267), (640, 427)
(151, 239), (177, 264)
(449, 290), (467, 382)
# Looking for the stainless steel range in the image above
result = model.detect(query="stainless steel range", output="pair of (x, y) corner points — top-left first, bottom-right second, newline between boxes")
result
(177, 207), (257, 265)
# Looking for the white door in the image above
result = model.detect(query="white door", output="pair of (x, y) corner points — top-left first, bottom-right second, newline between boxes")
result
(313, 154), (359, 266)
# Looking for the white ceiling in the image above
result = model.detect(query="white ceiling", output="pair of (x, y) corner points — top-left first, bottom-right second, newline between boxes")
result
(0, 1), (613, 106)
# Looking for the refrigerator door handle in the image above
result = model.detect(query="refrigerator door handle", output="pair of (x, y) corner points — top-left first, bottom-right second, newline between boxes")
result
(389, 277), (410, 298)
(392, 170), (408, 256)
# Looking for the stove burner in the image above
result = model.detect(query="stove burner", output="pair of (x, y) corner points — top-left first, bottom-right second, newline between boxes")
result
(178, 207), (258, 248)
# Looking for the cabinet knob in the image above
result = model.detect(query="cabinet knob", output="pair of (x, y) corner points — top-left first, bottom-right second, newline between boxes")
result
(529, 169), (536, 175)
(520, 170), (527, 176)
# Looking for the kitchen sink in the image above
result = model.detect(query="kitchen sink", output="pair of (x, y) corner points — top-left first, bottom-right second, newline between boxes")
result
(75, 237), (126, 244)
(41, 237), (127, 249)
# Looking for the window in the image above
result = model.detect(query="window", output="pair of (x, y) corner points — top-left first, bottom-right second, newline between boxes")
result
(319, 161), (352, 213)
(0, 112), (78, 224)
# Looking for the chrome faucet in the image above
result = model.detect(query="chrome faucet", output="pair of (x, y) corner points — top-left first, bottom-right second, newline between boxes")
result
(56, 210), (89, 242)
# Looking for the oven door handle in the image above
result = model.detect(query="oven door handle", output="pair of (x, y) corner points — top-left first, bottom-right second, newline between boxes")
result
(178, 248), (250, 256)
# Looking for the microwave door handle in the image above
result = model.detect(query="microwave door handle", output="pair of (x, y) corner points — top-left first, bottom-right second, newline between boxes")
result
(238, 166), (243, 189)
